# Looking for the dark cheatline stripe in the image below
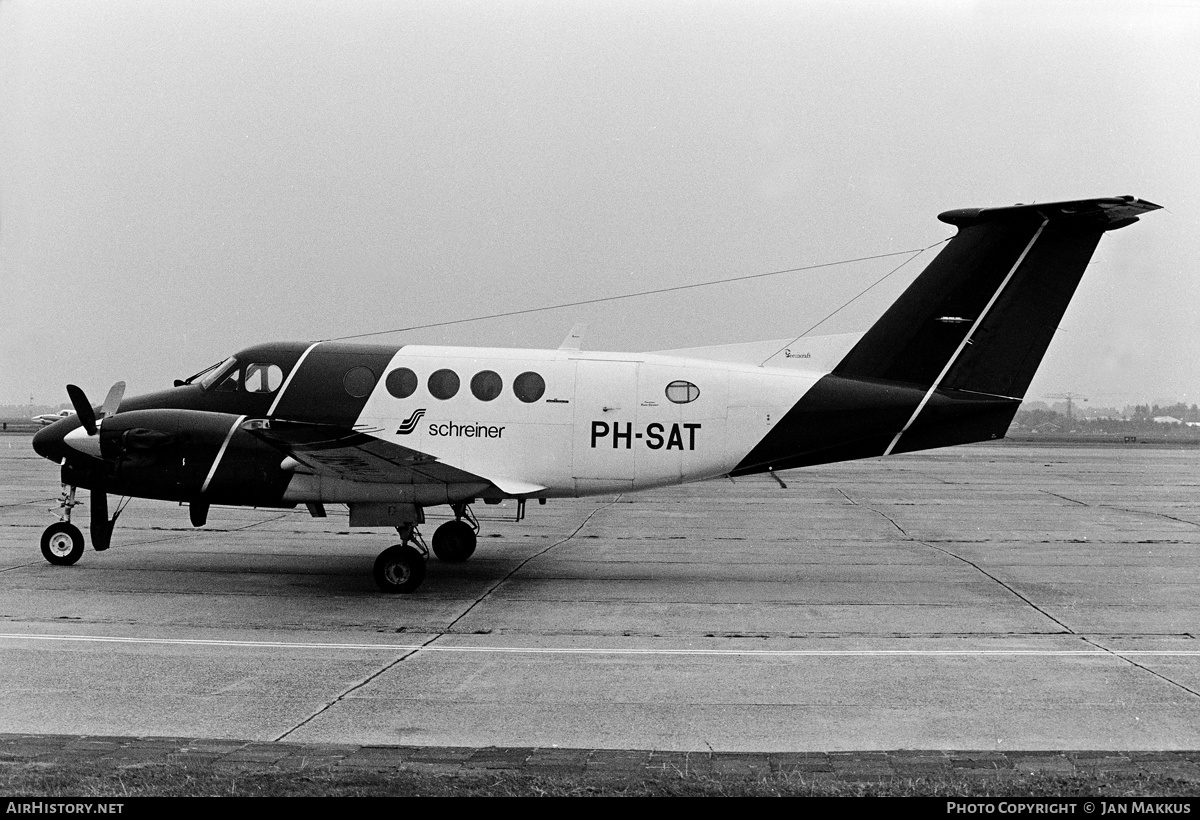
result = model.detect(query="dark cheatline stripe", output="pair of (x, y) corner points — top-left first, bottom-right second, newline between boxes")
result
(731, 375), (923, 476)
(730, 375), (1020, 477)
(887, 390), (1020, 455)
(270, 342), (403, 426)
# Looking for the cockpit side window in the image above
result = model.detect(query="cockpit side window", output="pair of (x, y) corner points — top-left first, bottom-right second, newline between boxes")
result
(243, 363), (284, 393)
(214, 367), (242, 392)
(199, 357), (238, 390)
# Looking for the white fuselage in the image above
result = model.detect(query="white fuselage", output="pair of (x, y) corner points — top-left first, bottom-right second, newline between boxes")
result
(350, 345), (823, 498)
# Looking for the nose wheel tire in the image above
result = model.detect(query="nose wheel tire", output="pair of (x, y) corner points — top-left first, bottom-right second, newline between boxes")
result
(431, 520), (477, 563)
(41, 522), (85, 566)
(373, 544), (427, 593)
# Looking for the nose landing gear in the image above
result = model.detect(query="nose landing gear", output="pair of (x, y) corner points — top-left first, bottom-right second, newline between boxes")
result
(40, 485), (84, 566)
(40, 483), (128, 566)
(41, 521), (85, 565)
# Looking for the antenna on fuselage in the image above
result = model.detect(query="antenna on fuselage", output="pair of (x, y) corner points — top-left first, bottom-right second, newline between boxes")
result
(558, 323), (588, 351)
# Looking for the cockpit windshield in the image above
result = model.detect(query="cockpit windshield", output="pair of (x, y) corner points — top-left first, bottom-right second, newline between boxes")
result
(195, 357), (238, 390)
(179, 361), (220, 386)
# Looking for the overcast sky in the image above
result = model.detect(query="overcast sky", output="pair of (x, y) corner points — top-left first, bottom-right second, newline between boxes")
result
(2, 0), (1197, 408)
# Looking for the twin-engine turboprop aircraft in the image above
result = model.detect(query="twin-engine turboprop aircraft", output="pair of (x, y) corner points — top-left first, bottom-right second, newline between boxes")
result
(32, 196), (1160, 592)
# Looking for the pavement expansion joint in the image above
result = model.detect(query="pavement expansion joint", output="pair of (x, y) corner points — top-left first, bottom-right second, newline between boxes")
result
(1082, 636), (1200, 700)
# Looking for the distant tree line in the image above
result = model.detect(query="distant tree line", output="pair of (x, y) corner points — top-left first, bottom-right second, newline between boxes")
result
(1125, 402), (1200, 422)
(1011, 403), (1200, 438)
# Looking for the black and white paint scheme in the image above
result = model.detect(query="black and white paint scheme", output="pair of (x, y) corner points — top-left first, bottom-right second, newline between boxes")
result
(31, 198), (1159, 592)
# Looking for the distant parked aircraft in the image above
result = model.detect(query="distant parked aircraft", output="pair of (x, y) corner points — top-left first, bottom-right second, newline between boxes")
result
(32, 410), (72, 427)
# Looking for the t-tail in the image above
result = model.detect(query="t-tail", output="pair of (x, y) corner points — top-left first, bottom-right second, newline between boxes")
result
(731, 196), (1160, 476)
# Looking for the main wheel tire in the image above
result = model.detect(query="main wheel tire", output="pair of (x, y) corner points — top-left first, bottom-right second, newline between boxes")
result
(41, 522), (85, 566)
(373, 544), (426, 593)
(431, 520), (477, 563)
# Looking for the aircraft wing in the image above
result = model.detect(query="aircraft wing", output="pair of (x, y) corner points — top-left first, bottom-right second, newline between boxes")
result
(241, 418), (496, 488)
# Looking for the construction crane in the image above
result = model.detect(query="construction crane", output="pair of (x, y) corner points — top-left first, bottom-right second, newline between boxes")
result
(1047, 392), (1088, 422)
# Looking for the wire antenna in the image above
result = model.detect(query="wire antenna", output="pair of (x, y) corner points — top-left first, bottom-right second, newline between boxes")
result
(758, 238), (950, 365)
(323, 247), (942, 343)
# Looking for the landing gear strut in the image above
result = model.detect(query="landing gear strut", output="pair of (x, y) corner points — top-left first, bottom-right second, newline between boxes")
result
(432, 503), (478, 563)
(40, 483), (128, 565)
(40, 485), (84, 566)
(373, 522), (427, 593)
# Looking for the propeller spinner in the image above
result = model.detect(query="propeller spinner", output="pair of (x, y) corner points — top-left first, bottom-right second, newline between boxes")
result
(63, 381), (125, 458)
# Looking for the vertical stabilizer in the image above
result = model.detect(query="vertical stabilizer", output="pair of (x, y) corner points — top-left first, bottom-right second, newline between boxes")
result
(731, 196), (1159, 476)
(833, 196), (1160, 399)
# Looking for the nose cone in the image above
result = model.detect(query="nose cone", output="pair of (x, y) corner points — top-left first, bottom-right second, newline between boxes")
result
(32, 417), (75, 462)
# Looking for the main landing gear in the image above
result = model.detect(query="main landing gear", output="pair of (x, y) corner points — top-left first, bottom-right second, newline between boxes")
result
(40, 485), (84, 566)
(373, 522), (428, 594)
(372, 504), (482, 593)
(431, 503), (478, 563)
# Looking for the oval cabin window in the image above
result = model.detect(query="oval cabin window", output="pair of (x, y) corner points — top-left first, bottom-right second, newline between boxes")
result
(513, 371), (546, 403)
(386, 367), (418, 399)
(343, 366), (377, 398)
(428, 369), (460, 400)
(471, 370), (503, 401)
(665, 380), (700, 404)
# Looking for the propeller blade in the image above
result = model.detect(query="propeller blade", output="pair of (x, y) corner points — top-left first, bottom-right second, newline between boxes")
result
(100, 381), (125, 419)
(66, 384), (97, 436)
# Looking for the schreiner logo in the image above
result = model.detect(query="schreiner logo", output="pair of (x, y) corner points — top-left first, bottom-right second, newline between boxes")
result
(429, 421), (505, 438)
(396, 408), (426, 435)
(590, 421), (700, 450)
(396, 409), (506, 438)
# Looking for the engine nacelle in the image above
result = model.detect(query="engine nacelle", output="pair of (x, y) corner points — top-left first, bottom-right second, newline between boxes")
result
(62, 409), (291, 506)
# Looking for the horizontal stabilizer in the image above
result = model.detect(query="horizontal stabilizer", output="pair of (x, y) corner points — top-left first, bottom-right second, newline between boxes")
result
(937, 196), (1158, 230)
